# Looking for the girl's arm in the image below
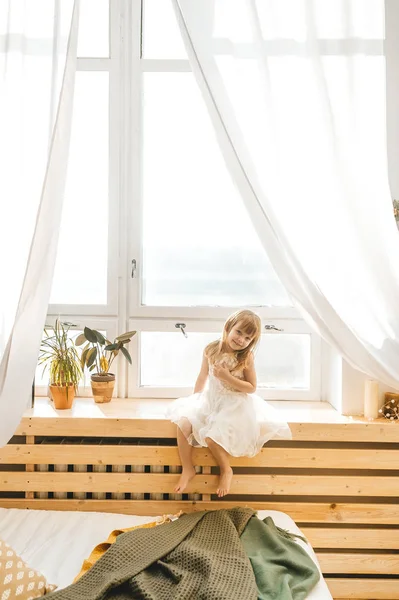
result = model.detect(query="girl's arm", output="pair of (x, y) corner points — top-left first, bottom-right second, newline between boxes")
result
(194, 352), (209, 393)
(213, 354), (257, 394)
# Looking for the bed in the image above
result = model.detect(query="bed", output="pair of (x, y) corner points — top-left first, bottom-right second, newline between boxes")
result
(1, 403), (398, 598)
(0, 507), (332, 598)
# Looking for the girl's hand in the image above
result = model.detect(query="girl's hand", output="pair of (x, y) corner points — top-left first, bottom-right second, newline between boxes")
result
(213, 363), (230, 382)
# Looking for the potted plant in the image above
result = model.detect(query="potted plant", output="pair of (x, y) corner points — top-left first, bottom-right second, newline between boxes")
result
(75, 327), (136, 403)
(393, 199), (399, 230)
(39, 319), (82, 409)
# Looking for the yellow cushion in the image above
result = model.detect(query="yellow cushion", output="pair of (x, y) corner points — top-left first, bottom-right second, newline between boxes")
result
(0, 538), (56, 599)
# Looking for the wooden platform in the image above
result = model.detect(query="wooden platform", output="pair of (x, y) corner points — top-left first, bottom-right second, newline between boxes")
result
(1, 397), (399, 599)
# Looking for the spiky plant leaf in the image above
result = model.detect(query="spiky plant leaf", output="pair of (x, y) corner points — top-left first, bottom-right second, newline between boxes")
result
(39, 319), (82, 388)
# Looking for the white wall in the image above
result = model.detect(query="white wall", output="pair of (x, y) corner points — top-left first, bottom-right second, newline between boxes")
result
(385, 0), (399, 200)
(341, 361), (397, 417)
(321, 340), (342, 412)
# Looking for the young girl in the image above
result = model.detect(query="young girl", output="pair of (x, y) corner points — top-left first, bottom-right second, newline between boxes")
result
(169, 309), (292, 498)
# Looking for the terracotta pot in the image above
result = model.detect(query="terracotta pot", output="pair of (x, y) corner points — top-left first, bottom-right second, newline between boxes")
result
(91, 373), (115, 403)
(50, 385), (75, 410)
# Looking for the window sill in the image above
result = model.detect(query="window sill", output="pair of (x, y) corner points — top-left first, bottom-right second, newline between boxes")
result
(16, 397), (397, 442)
(28, 396), (343, 422)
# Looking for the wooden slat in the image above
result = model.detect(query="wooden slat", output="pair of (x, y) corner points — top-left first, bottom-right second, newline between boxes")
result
(1, 472), (398, 495)
(3, 444), (398, 470)
(318, 552), (399, 574)
(14, 418), (399, 442)
(327, 577), (399, 599)
(201, 466), (211, 502)
(301, 527), (399, 549)
(24, 436), (34, 500)
(291, 422), (399, 443)
(0, 499), (398, 524)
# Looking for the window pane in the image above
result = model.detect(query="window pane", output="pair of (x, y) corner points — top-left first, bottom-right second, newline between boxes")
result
(312, 0), (383, 40)
(141, 333), (215, 387)
(77, 0), (109, 57)
(50, 72), (109, 305)
(143, 0), (186, 58)
(256, 334), (310, 389)
(142, 73), (290, 307)
(253, 0), (383, 41)
(140, 332), (310, 389)
(144, 0), (383, 54)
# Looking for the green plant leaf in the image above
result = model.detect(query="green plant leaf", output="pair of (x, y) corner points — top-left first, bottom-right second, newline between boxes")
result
(39, 318), (82, 386)
(81, 347), (90, 369)
(86, 347), (98, 368)
(115, 330), (136, 342)
(104, 343), (117, 351)
(120, 346), (132, 365)
(75, 333), (86, 346)
(94, 330), (106, 345)
(84, 327), (98, 344)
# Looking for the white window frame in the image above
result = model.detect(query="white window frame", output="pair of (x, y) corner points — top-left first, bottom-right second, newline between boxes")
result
(40, 1), (399, 411)
(43, 0), (333, 401)
(122, 0), (320, 400)
(48, 1), (120, 318)
(127, 12), (304, 322)
(127, 318), (321, 400)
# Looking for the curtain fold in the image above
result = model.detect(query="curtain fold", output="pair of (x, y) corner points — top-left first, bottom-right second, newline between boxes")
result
(173, 0), (399, 389)
(0, 0), (79, 445)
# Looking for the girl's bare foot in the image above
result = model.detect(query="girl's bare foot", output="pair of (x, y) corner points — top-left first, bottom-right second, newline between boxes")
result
(217, 467), (233, 497)
(174, 467), (196, 493)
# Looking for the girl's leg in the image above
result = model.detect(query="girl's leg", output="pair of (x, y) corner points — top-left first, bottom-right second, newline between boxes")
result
(174, 425), (196, 493)
(204, 437), (233, 498)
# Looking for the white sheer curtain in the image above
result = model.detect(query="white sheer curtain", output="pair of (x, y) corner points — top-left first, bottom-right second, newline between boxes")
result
(173, 0), (399, 389)
(0, 0), (79, 445)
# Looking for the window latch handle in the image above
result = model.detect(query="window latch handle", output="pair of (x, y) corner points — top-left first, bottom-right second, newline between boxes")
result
(131, 259), (137, 278)
(264, 324), (284, 332)
(175, 323), (188, 338)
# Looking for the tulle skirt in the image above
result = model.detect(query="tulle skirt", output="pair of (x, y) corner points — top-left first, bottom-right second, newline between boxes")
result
(167, 389), (292, 458)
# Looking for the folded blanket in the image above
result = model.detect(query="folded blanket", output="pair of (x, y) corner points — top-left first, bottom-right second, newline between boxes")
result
(47, 507), (259, 600)
(241, 516), (320, 600)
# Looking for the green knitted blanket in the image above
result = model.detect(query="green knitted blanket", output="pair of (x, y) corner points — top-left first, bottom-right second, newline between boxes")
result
(241, 516), (320, 599)
(47, 507), (259, 600)
(47, 508), (320, 600)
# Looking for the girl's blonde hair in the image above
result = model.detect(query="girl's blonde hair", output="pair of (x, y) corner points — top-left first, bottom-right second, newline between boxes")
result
(205, 309), (261, 370)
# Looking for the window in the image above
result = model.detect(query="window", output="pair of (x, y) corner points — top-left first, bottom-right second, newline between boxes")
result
(128, 319), (320, 400)
(50, 0), (119, 317)
(50, 71), (110, 306)
(43, 0), (322, 400)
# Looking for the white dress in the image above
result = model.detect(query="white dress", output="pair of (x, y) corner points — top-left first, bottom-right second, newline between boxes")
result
(168, 353), (292, 457)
